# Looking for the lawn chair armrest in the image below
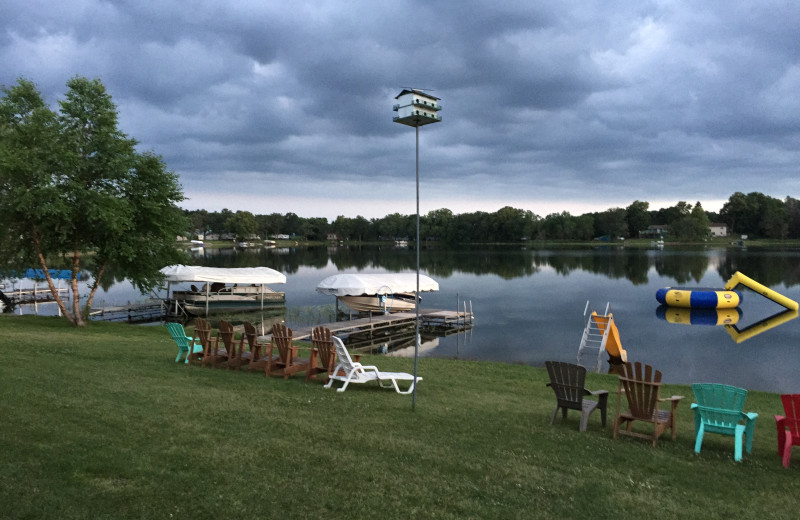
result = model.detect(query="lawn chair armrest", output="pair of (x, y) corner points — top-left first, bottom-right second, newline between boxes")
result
(589, 389), (608, 396)
(744, 412), (758, 421)
(660, 395), (684, 402)
(775, 414), (786, 427)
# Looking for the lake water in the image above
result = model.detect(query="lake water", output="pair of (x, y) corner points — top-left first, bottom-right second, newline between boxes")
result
(6, 244), (800, 393)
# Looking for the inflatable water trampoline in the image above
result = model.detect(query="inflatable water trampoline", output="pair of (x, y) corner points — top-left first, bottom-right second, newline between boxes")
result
(655, 287), (741, 309)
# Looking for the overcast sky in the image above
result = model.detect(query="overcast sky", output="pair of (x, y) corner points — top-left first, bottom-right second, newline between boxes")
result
(2, 1), (799, 220)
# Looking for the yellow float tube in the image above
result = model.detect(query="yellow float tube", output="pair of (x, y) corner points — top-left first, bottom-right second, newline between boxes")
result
(655, 287), (741, 309)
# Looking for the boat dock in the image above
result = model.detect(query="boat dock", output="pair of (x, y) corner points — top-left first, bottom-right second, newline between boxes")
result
(1, 284), (70, 305)
(257, 307), (474, 342)
(89, 301), (167, 323)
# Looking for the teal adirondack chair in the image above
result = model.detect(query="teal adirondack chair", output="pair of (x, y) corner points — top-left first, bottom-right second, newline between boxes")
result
(166, 322), (203, 364)
(691, 383), (758, 462)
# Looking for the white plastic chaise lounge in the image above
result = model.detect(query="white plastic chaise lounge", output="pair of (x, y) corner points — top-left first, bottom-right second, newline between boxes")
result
(324, 336), (422, 394)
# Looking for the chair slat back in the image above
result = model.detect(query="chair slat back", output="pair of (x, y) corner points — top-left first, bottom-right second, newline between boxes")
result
(217, 320), (235, 354)
(243, 321), (260, 358)
(166, 323), (190, 348)
(780, 394), (800, 437)
(312, 326), (337, 370)
(194, 317), (212, 349)
(619, 362), (662, 419)
(332, 336), (358, 372)
(692, 383), (747, 428)
(271, 323), (294, 363)
(546, 361), (587, 407)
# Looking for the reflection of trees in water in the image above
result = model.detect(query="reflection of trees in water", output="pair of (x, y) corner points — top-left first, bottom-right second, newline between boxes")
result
(653, 252), (709, 284)
(194, 245), (800, 286)
(716, 248), (800, 288)
(539, 248), (650, 285)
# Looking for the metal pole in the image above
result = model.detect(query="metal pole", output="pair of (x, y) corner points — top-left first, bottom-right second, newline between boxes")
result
(413, 123), (420, 410)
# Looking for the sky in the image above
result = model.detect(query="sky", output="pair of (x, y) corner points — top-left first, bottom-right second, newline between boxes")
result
(2, 1), (799, 220)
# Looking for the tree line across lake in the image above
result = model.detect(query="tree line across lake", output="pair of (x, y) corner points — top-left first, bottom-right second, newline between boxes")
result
(187, 191), (800, 244)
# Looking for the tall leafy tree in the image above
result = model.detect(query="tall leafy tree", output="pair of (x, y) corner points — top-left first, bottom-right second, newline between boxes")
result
(593, 207), (628, 239)
(226, 210), (258, 241)
(625, 200), (650, 238)
(0, 77), (187, 325)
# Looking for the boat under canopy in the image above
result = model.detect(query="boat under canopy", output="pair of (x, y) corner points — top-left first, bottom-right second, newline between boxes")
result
(161, 265), (286, 285)
(161, 265), (287, 316)
(316, 273), (439, 314)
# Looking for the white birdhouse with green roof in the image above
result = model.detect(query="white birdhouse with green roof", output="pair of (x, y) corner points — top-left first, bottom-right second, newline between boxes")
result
(393, 89), (442, 127)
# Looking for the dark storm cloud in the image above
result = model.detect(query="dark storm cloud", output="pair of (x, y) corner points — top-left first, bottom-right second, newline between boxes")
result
(2, 0), (799, 218)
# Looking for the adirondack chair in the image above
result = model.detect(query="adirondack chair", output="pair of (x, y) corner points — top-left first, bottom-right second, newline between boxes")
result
(244, 321), (278, 375)
(165, 322), (202, 364)
(187, 317), (212, 365)
(776, 394), (800, 468)
(306, 326), (338, 383)
(223, 321), (251, 370)
(613, 362), (683, 447)
(691, 383), (757, 461)
(201, 320), (232, 368)
(545, 361), (608, 432)
(324, 336), (421, 394)
(267, 323), (311, 379)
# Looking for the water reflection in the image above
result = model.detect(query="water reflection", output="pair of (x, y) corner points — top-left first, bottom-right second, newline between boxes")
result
(6, 244), (800, 392)
(725, 309), (799, 344)
(194, 244), (800, 289)
(656, 305), (742, 326)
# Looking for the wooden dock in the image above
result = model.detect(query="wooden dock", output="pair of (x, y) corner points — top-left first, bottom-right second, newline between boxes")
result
(257, 308), (474, 343)
(1, 285), (70, 305)
(89, 301), (166, 323)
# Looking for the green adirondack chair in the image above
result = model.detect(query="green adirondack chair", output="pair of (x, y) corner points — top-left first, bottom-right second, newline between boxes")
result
(691, 383), (758, 462)
(166, 322), (203, 364)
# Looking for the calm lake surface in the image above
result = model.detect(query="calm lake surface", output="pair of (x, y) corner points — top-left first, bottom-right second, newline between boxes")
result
(9, 244), (800, 393)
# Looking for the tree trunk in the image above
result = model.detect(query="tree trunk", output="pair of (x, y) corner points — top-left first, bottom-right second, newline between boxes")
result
(70, 251), (86, 326)
(32, 228), (76, 324)
(84, 264), (105, 315)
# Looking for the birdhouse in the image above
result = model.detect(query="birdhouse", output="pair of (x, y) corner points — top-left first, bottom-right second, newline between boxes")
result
(393, 89), (442, 127)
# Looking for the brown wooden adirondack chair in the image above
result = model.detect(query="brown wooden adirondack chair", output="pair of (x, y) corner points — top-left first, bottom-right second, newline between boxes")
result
(245, 321), (278, 374)
(188, 317), (212, 365)
(613, 361), (683, 447)
(225, 322), (252, 370)
(201, 320), (232, 368)
(267, 323), (310, 379)
(545, 361), (608, 432)
(306, 326), (338, 383)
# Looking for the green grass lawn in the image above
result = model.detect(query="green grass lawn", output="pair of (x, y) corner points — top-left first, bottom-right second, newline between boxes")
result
(1, 315), (797, 519)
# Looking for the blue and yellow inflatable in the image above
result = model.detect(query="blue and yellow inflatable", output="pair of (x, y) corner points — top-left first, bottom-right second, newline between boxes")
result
(656, 305), (741, 326)
(655, 287), (741, 309)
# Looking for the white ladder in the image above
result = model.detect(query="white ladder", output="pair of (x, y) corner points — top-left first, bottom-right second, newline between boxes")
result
(577, 301), (611, 369)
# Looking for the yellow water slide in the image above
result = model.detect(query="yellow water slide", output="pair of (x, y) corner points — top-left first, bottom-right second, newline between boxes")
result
(724, 271), (799, 311)
(591, 312), (628, 362)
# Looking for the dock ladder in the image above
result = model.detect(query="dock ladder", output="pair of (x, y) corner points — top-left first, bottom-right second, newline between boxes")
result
(577, 301), (612, 370)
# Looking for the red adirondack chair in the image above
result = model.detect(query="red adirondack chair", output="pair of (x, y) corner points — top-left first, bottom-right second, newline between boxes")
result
(775, 394), (800, 468)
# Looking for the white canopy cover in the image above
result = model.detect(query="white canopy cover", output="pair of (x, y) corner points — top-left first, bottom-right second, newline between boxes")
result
(160, 265), (286, 285)
(315, 273), (439, 296)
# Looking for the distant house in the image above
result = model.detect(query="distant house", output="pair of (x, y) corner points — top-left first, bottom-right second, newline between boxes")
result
(710, 223), (727, 237)
(326, 233), (339, 241)
(641, 225), (668, 239)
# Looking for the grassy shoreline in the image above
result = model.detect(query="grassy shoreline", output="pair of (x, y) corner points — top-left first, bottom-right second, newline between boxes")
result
(2, 315), (797, 519)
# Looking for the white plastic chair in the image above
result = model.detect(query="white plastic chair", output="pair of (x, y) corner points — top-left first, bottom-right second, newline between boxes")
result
(324, 336), (422, 394)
